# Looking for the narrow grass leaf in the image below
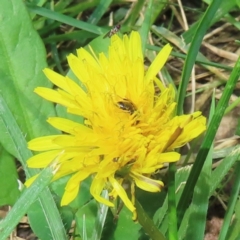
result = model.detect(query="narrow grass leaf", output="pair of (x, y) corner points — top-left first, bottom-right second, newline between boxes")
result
(136, 200), (166, 240)
(151, 26), (231, 78)
(125, 0), (145, 27)
(168, 163), (178, 240)
(177, 56), (240, 223)
(76, 199), (98, 239)
(179, 93), (215, 240)
(218, 161), (240, 240)
(139, 0), (153, 52)
(183, 1), (236, 44)
(177, 0), (224, 114)
(91, 190), (109, 240)
(0, 95), (66, 239)
(0, 165), (55, 240)
(87, 0), (112, 25)
(210, 147), (240, 196)
(150, 0), (168, 25)
(154, 166), (191, 236)
(227, 198), (240, 240)
(62, 0), (100, 15)
(82, 214), (88, 240)
(26, 3), (106, 35)
(224, 96), (240, 115)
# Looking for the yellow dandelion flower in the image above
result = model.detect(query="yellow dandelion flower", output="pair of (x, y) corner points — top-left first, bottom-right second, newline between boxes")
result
(26, 31), (206, 219)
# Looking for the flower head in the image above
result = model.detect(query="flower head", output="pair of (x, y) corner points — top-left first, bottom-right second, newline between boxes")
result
(26, 31), (206, 219)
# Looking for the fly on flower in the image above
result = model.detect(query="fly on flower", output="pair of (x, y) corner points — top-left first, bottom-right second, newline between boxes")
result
(117, 99), (136, 115)
(103, 24), (121, 38)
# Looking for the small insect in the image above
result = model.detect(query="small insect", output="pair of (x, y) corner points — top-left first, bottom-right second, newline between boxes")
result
(116, 99), (136, 115)
(103, 24), (121, 38)
(112, 157), (119, 162)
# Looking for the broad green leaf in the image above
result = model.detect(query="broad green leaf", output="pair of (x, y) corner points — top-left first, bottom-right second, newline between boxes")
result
(0, 0), (58, 147)
(0, 147), (20, 206)
(113, 205), (142, 240)
(0, 1), (66, 239)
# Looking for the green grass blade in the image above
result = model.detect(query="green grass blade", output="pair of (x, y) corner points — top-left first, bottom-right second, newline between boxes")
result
(147, 42), (232, 71)
(210, 148), (240, 195)
(0, 165), (55, 240)
(83, 214), (88, 240)
(177, 0), (224, 114)
(125, 0), (145, 27)
(150, 26), (233, 75)
(91, 190), (109, 240)
(183, 0), (236, 44)
(154, 166), (191, 235)
(227, 198), (240, 240)
(150, 0), (168, 25)
(0, 94), (67, 239)
(218, 161), (240, 240)
(139, 0), (153, 52)
(62, 0), (99, 14)
(87, 0), (112, 25)
(136, 200), (166, 240)
(0, 92), (34, 176)
(179, 93), (215, 239)
(224, 96), (240, 115)
(213, 146), (239, 159)
(26, 3), (106, 35)
(177, 56), (240, 224)
(160, 0), (222, 230)
(168, 163), (178, 240)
